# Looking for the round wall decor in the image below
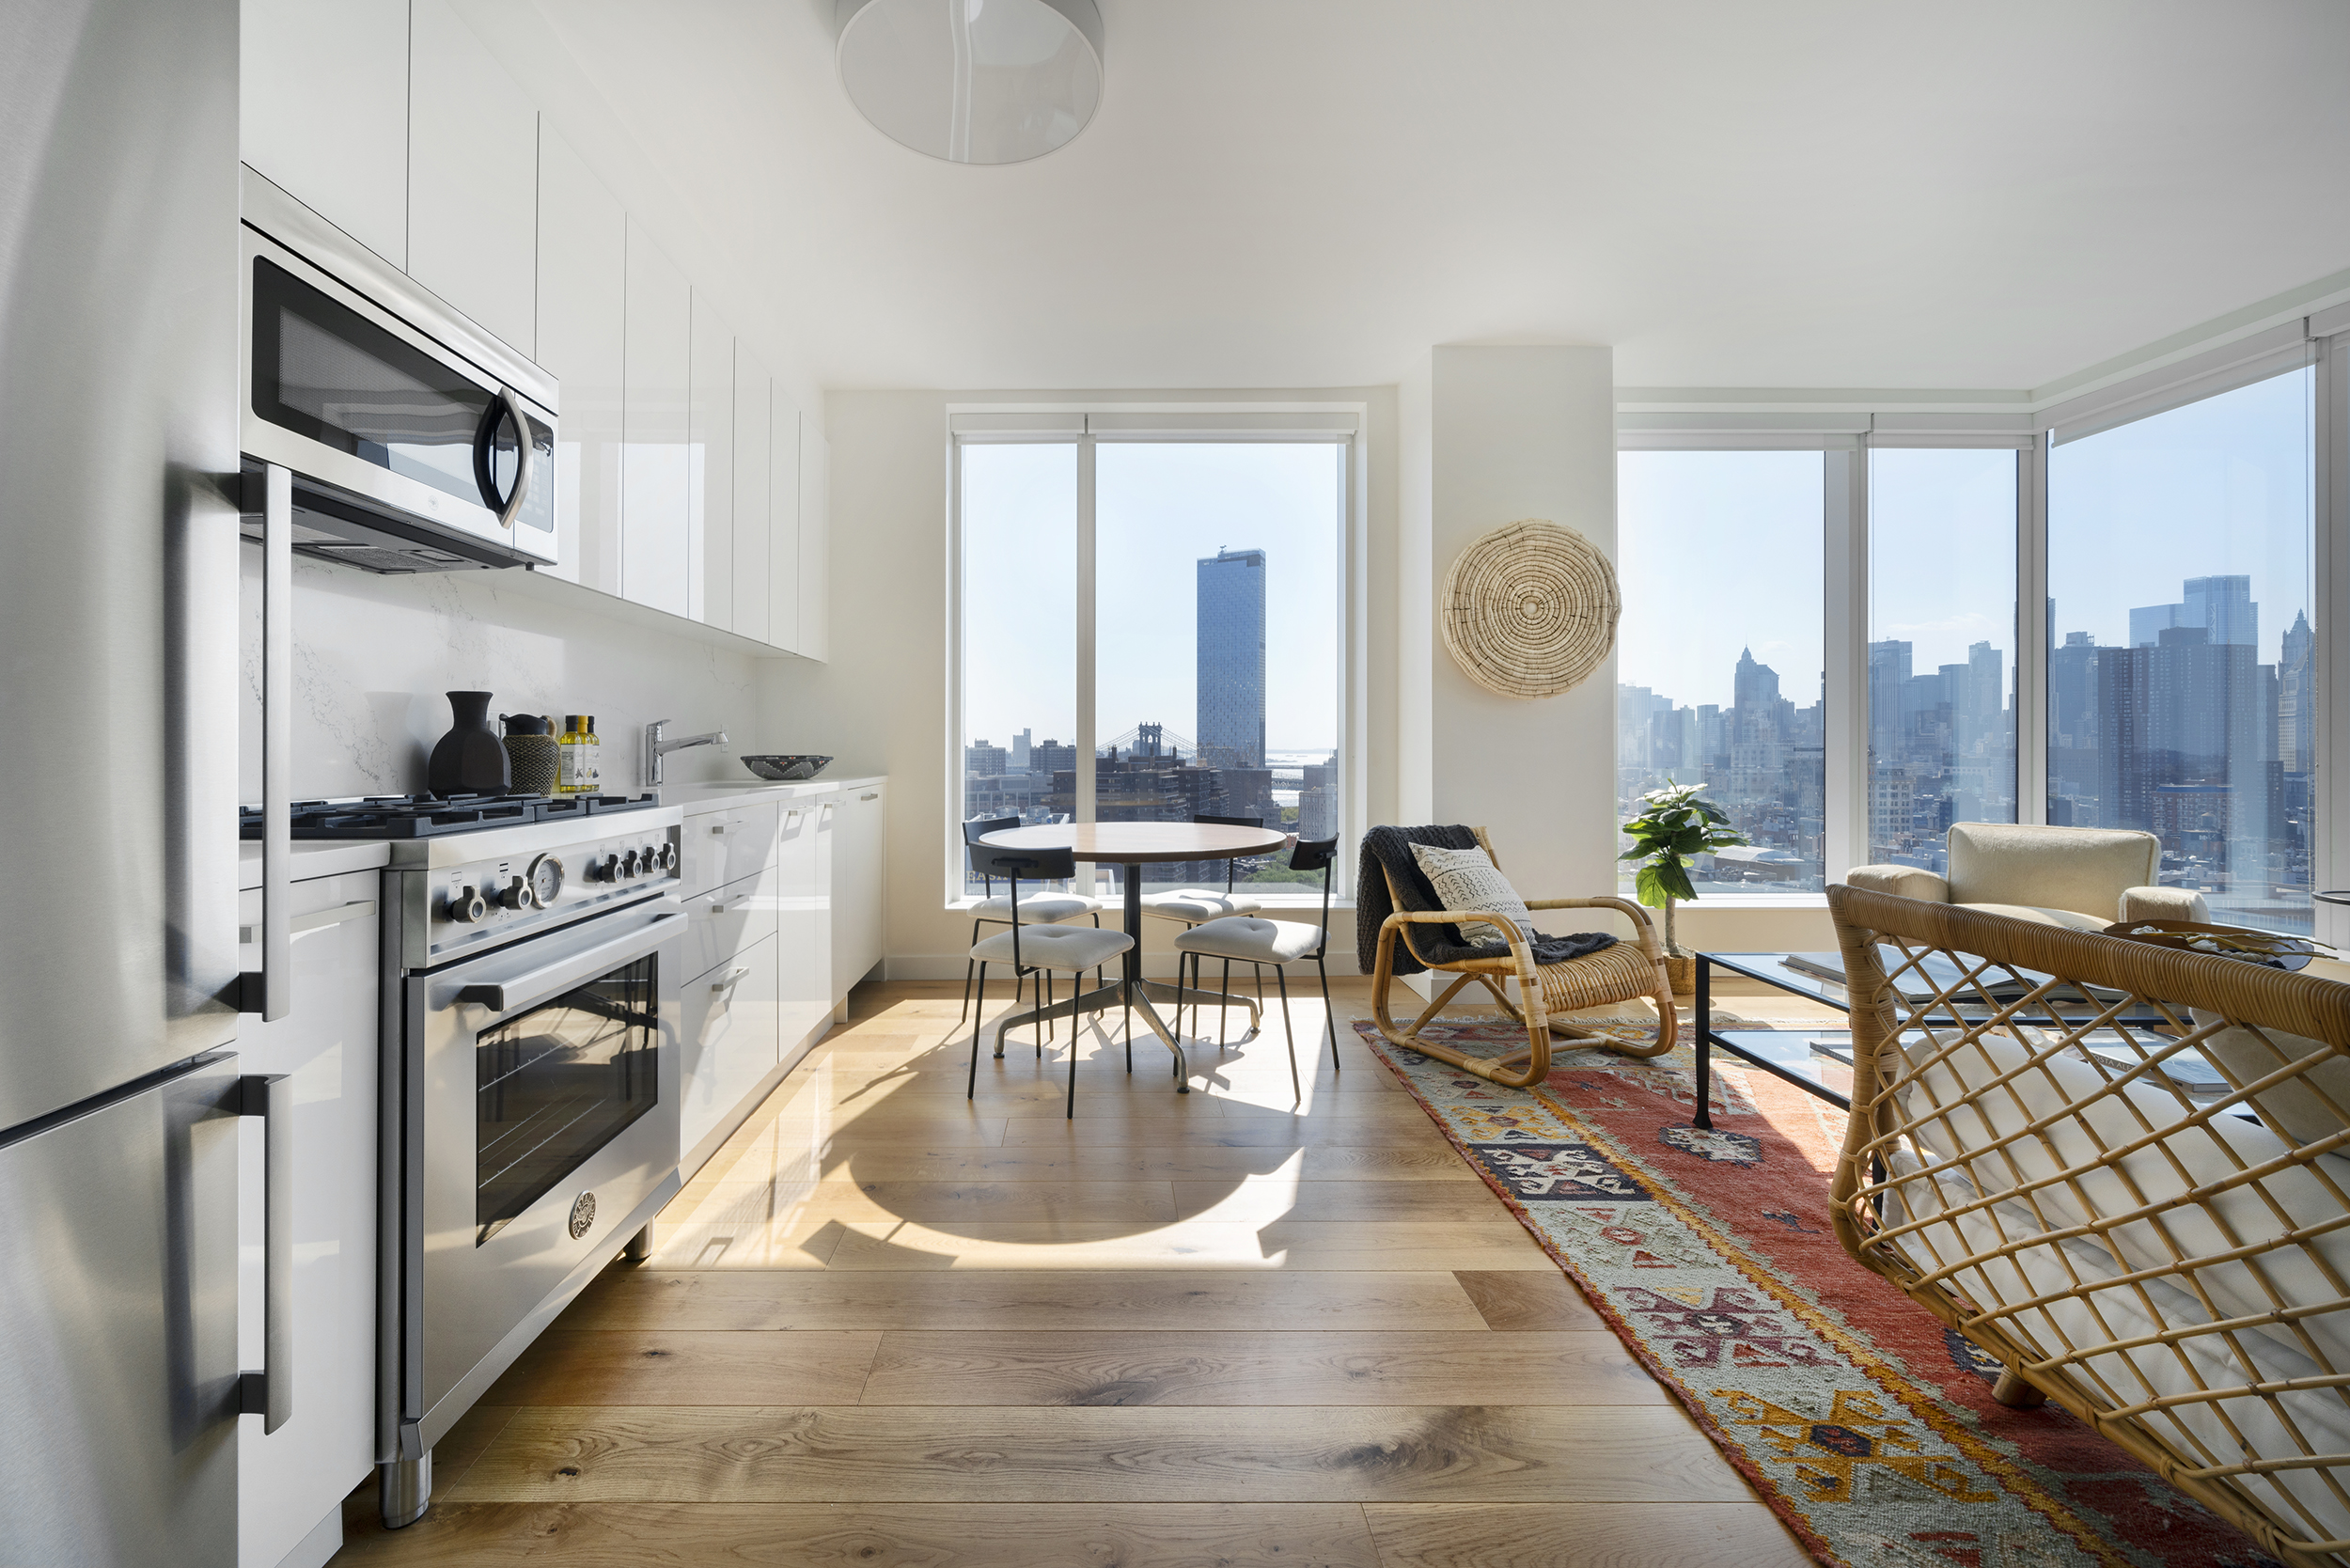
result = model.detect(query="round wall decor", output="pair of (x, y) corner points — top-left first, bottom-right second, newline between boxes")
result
(1440, 519), (1619, 698)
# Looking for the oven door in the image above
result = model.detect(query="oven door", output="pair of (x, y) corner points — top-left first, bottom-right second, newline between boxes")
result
(239, 225), (556, 570)
(403, 900), (682, 1450)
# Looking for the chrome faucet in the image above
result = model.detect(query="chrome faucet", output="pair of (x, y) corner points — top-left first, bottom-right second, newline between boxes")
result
(643, 719), (728, 787)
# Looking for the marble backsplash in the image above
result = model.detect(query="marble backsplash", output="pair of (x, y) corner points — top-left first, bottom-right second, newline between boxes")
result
(238, 549), (766, 802)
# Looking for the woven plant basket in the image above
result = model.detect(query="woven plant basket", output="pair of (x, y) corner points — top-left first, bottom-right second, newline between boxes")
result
(1441, 519), (1619, 698)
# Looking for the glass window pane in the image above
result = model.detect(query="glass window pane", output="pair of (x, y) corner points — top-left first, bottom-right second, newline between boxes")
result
(2047, 367), (2313, 933)
(959, 443), (1076, 894)
(1617, 450), (1825, 893)
(1094, 443), (1344, 894)
(1869, 448), (2019, 870)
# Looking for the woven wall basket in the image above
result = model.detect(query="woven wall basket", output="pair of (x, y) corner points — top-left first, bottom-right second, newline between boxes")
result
(1440, 519), (1620, 698)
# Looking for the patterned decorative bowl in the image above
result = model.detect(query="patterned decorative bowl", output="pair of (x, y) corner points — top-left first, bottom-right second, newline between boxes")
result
(741, 754), (833, 782)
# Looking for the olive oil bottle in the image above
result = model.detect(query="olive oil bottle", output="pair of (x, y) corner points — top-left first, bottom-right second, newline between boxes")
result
(556, 714), (602, 794)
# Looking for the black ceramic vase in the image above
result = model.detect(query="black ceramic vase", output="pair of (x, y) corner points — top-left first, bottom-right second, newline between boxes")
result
(428, 690), (511, 794)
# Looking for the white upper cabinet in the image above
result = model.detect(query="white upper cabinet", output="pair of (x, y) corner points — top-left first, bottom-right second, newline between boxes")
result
(406, 0), (538, 355)
(689, 294), (735, 630)
(767, 394), (803, 651)
(798, 418), (830, 662)
(622, 219), (693, 617)
(730, 347), (773, 643)
(533, 125), (624, 593)
(241, 0), (410, 267)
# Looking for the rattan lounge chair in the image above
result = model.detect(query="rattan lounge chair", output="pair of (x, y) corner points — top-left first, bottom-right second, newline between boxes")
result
(1368, 825), (1676, 1088)
(1826, 883), (2350, 1567)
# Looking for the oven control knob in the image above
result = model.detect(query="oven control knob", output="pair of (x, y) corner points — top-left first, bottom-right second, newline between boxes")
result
(619, 849), (640, 878)
(448, 885), (488, 923)
(496, 875), (533, 911)
(589, 853), (619, 883)
(641, 845), (659, 873)
(656, 842), (678, 872)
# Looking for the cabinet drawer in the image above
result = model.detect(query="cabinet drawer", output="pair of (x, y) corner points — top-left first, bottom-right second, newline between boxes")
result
(683, 864), (779, 982)
(680, 933), (779, 1159)
(682, 800), (778, 901)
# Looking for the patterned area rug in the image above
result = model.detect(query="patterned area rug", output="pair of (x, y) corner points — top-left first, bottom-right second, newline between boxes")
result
(1357, 1015), (2280, 1568)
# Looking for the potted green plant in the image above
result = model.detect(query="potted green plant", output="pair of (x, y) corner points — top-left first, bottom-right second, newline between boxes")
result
(1620, 779), (1749, 996)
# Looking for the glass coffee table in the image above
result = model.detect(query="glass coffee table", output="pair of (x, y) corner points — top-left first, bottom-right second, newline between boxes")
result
(1690, 950), (2181, 1131)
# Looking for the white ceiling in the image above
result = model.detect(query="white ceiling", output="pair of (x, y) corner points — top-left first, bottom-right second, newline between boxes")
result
(516, 0), (2350, 394)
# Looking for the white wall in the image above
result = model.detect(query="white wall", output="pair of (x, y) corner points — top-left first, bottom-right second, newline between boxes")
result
(239, 554), (764, 800)
(769, 387), (1400, 979)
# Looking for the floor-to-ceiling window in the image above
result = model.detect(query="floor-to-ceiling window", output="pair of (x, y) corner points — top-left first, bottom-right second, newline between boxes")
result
(955, 427), (1350, 902)
(2046, 366), (2315, 933)
(1869, 447), (2020, 869)
(1617, 449), (1827, 893)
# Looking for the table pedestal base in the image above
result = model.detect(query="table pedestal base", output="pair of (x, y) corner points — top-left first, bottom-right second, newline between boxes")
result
(992, 977), (1267, 1090)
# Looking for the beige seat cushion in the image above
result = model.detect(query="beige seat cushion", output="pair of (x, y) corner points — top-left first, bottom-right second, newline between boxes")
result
(970, 922), (1132, 972)
(2192, 955), (2350, 1150)
(1173, 916), (1324, 964)
(1946, 822), (2157, 920)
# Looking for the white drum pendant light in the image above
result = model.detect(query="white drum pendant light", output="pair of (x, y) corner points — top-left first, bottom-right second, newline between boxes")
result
(837, 0), (1104, 165)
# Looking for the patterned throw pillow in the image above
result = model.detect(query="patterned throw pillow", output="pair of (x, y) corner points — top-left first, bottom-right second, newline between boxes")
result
(1408, 841), (1535, 949)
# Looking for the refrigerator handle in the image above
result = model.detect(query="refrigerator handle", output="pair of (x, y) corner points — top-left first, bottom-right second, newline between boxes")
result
(237, 463), (292, 1021)
(238, 1073), (294, 1434)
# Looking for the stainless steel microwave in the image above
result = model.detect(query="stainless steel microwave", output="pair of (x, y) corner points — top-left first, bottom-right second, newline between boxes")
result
(239, 169), (557, 572)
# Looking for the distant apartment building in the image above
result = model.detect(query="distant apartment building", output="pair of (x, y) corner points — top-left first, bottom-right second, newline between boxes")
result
(1197, 548), (1267, 770)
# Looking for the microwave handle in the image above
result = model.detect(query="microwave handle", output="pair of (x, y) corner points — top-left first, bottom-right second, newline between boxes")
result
(454, 907), (685, 1014)
(237, 464), (292, 1021)
(488, 385), (535, 529)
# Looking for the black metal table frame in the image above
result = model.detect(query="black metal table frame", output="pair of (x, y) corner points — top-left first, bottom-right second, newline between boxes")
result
(987, 859), (1264, 1094)
(1690, 950), (2174, 1132)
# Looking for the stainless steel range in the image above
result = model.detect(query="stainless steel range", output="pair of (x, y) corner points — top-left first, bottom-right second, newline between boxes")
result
(248, 792), (687, 1527)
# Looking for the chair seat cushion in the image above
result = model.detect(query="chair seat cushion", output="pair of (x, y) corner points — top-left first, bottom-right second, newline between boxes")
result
(1172, 916), (1325, 964)
(970, 922), (1132, 972)
(1141, 889), (1262, 922)
(970, 892), (1098, 922)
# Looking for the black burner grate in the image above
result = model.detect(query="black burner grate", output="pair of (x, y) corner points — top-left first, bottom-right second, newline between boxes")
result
(238, 792), (665, 840)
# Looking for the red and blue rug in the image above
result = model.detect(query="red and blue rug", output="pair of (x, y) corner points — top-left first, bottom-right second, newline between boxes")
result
(1355, 1014), (2280, 1568)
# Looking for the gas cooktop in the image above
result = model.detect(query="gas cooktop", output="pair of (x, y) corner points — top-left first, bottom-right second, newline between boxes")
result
(239, 792), (666, 840)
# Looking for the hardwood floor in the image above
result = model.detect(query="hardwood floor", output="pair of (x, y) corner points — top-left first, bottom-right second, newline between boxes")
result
(335, 979), (1814, 1566)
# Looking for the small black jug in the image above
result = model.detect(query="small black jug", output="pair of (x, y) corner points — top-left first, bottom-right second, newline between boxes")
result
(428, 691), (510, 794)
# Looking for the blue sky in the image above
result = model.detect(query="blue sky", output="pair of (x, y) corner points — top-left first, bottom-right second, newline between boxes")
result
(1617, 366), (2312, 713)
(961, 442), (1342, 754)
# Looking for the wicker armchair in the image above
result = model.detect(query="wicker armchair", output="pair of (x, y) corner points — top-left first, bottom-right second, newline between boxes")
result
(1826, 883), (2350, 1566)
(1369, 826), (1676, 1088)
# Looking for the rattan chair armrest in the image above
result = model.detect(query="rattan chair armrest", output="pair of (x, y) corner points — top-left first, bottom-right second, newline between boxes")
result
(1845, 864), (1950, 902)
(1523, 895), (1663, 960)
(1376, 909), (1543, 987)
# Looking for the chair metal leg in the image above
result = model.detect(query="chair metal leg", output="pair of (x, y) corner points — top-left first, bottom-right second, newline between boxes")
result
(959, 919), (984, 1024)
(1219, 959), (1231, 1048)
(1275, 965), (1302, 1104)
(1316, 955), (1340, 1072)
(1039, 968), (1050, 1058)
(1066, 992), (1079, 1120)
(968, 962), (987, 1093)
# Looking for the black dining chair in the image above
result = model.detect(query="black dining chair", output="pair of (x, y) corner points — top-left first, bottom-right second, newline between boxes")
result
(958, 815), (1106, 1030)
(1168, 835), (1342, 1103)
(1140, 812), (1271, 1042)
(966, 845), (1135, 1119)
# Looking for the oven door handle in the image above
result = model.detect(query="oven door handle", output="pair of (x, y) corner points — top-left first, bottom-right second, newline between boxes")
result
(454, 908), (685, 1015)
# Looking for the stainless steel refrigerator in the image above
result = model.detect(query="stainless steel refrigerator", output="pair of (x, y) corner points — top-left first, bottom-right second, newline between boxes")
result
(0, 0), (247, 1563)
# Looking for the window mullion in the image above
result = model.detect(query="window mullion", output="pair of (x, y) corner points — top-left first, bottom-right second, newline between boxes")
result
(1074, 431), (1098, 858)
(2016, 434), (2050, 826)
(1825, 447), (1867, 880)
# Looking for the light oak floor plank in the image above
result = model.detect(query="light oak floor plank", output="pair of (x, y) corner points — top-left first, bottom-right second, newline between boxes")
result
(857, 1330), (1671, 1406)
(1452, 1269), (1607, 1332)
(1363, 1501), (1812, 1568)
(484, 1330), (882, 1406)
(819, 1218), (1553, 1273)
(334, 1501), (1386, 1567)
(444, 1404), (1752, 1504)
(779, 1143), (1484, 1184)
(561, 1268), (1492, 1332)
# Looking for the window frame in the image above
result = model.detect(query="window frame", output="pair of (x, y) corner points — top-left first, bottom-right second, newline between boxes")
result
(945, 405), (1367, 909)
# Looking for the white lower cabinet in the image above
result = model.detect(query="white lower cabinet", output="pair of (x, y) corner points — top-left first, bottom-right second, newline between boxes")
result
(831, 783), (885, 999)
(778, 798), (835, 1058)
(234, 870), (380, 1568)
(680, 932), (780, 1160)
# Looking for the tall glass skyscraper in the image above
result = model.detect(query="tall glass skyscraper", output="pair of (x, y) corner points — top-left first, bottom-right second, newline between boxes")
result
(1197, 547), (1266, 769)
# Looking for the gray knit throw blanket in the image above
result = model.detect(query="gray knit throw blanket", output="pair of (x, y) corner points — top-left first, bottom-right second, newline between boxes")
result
(1355, 824), (1616, 978)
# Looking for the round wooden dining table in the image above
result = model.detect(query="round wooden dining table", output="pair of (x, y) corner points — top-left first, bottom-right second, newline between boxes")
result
(979, 821), (1292, 1090)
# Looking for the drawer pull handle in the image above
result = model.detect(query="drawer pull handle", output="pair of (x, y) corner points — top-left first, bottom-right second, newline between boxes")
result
(711, 965), (752, 993)
(240, 898), (374, 946)
(709, 823), (728, 836)
(860, 792), (878, 801)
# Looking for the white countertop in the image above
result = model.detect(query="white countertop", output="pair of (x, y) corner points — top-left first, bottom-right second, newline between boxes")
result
(660, 775), (886, 816)
(237, 839), (393, 891)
